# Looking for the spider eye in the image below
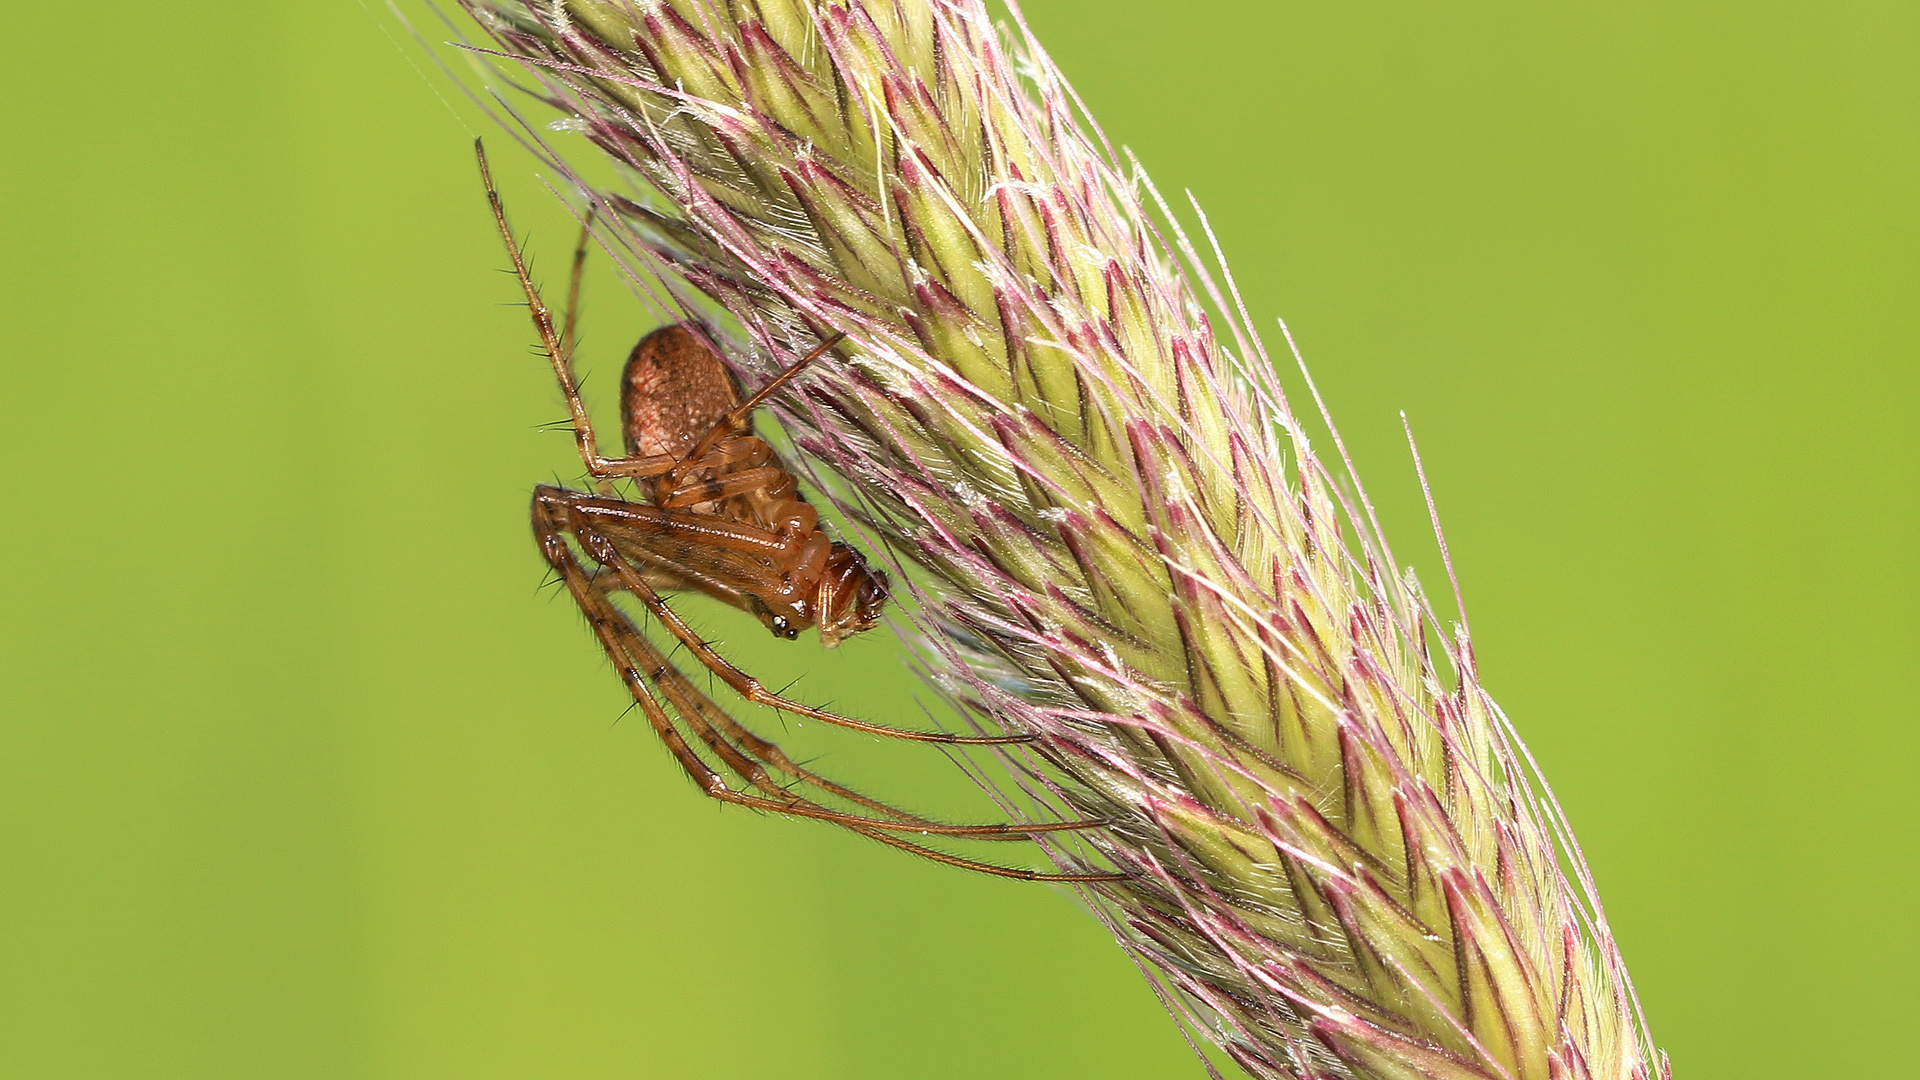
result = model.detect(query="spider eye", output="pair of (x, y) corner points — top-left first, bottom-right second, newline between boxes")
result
(770, 614), (793, 638)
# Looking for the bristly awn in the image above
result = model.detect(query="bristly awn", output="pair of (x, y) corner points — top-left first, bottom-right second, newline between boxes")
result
(477, 141), (1120, 882)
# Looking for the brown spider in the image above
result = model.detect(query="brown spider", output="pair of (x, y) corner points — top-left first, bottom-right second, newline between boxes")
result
(478, 142), (1118, 882)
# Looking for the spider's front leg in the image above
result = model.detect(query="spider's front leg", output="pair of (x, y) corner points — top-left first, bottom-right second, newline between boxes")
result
(479, 141), (699, 485)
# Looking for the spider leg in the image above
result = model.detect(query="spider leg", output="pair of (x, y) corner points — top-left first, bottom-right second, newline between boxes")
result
(477, 140), (693, 484)
(642, 621), (1099, 843)
(533, 498), (1121, 878)
(644, 637), (1103, 840)
(657, 466), (789, 510)
(675, 332), (846, 468)
(589, 569), (1036, 830)
(560, 206), (594, 361)
(533, 490), (1036, 749)
(580, 586), (902, 817)
(846, 827), (1126, 883)
(539, 489), (1028, 746)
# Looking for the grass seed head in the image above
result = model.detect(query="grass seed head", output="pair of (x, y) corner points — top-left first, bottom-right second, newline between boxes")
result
(457, 2), (1665, 1077)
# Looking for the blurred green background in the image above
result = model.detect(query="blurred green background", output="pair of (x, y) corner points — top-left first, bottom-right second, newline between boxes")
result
(1, 1), (1912, 1077)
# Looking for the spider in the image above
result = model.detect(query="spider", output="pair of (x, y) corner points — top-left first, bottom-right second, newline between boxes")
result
(478, 141), (1118, 882)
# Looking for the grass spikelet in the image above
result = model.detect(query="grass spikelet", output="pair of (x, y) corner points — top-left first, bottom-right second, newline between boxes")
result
(452, 2), (1666, 1076)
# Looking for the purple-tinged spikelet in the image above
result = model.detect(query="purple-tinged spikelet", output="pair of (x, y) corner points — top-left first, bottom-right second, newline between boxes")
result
(453, 2), (1665, 1076)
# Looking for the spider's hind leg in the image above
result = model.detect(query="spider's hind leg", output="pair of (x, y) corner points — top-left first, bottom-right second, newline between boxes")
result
(545, 490), (1030, 746)
(529, 489), (1122, 882)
